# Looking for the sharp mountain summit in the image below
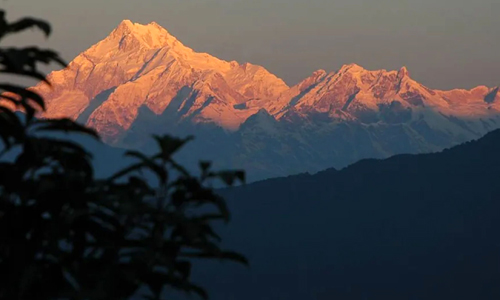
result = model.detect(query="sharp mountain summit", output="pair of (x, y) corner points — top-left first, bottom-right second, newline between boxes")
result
(31, 20), (500, 181)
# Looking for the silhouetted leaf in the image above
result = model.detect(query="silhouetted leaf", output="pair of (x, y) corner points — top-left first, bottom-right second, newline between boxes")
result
(0, 93), (21, 105)
(125, 150), (167, 183)
(215, 170), (246, 186)
(0, 11), (51, 39)
(152, 134), (193, 160)
(192, 214), (226, 222)
(0, 11), (247, 297)
(0, 83), (45, 110)
(199, 161), (211, 172)
(175, 261), (192, 279)
(180, 250), (249, 266)
(6, 47), (66, 67)
(234, 170), (245, 183)
(108, 162), (144, 181)
(0, 106), (25, 147)
(0, 68), (48, 83)
(216, 171), (235, 186)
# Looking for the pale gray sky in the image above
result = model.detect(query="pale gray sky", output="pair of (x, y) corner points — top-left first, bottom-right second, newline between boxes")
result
(2, 0), (499, 89)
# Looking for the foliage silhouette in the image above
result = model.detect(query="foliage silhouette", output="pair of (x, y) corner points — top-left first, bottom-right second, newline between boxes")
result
(0, 10), (247, 300)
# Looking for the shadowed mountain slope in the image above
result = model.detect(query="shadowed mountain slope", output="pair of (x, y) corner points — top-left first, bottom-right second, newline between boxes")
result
(33, 20), (500, 181)
(185, 129), (500, 300)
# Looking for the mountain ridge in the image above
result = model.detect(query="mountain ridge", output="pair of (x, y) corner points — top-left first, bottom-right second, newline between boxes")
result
(35, 20), (290, 139)
(207, 128), (500, 300)
(31, 20), (500, 181)
(34, 20), (500, 131)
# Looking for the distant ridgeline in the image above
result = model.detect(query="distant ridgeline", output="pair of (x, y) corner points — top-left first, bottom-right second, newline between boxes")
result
(32, 20), (500, 182)
(187, 129), (500, 300)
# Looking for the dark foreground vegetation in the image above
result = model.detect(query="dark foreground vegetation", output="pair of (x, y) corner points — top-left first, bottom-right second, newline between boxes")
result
(1, 8), (499, 300)
(0, 11), (246, 300)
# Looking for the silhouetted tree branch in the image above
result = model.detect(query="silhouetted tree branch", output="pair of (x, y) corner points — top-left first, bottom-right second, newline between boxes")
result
(0, 10), (246, 300)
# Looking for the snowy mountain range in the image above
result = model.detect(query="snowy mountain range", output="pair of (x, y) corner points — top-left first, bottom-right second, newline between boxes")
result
(33, 20), (500, 181)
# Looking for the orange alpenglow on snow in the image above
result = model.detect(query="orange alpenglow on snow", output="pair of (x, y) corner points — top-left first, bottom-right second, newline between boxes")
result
(33, 20), (500, 143)
(34, 20), (289, 139)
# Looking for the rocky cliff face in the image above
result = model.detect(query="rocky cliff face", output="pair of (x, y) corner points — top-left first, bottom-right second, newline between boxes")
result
(34, 20), (500, 181)
(34, 20), (288, 142)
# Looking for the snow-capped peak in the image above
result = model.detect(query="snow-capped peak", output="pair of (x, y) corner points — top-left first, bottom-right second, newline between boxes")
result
(311, 69), (328, 78)
(110, 19), (179, 50)
(113, 20), (171, 37)
(31, 20), (500, 147)
(21, 21), (500, 181)
(338, 63), (366, 74)
(32, 19), (290, 139)
(398, 66), (409, 78)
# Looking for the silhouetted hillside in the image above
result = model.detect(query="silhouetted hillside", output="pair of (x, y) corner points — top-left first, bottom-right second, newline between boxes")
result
(188, 129), (500, 300)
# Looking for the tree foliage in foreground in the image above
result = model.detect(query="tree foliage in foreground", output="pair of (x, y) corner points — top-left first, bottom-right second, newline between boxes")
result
(0, 10), (247, 300)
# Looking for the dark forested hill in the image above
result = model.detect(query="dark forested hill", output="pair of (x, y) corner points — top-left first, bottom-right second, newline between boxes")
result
(188, 129), (500, 300)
